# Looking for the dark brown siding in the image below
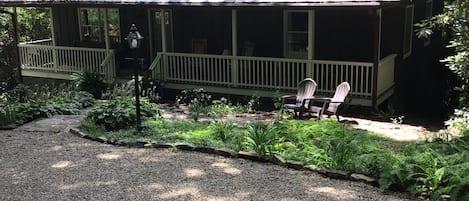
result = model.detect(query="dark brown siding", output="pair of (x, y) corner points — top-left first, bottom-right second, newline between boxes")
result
(52, 5), (80, 46)
(172, 7), (231, 54)
(315, 9), (374, 62)
(238, 8), (283, 57)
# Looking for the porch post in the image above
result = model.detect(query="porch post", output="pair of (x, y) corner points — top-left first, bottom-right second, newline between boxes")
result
(49, 7), (58, 72)
(231, 9), (238, 86)
(306, 10), (315, 78)
(372, 8), (382, 108)
(160, 9), (168, 80)
(103, 8), (110, 50)
(12, 8), (22, 83)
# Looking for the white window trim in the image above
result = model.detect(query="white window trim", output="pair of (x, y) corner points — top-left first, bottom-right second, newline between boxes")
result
(424, 0), (433, 47)
(403, 4), (414, 59)
(283, 10), (309, 59)
(77, 8), (120, 43)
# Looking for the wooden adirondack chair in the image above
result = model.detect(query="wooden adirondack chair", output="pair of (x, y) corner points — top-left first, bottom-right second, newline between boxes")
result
(281, 78), (317, 117)
(308, 82), (350, 120)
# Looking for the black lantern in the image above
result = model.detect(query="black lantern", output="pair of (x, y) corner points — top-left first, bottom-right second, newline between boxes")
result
(125, 24), (144, 133)
(125, 24), (143, 49)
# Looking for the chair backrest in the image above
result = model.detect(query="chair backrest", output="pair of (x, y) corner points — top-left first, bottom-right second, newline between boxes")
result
(327, 82), (350, 113)
(296, 78), (317, 106)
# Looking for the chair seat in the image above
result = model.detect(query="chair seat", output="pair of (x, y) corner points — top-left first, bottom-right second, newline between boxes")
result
(283, 103), (305, 110)
(309, 106), (322, 113)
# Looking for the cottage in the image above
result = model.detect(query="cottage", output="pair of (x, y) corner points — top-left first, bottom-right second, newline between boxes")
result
(0, 0), (443, 107)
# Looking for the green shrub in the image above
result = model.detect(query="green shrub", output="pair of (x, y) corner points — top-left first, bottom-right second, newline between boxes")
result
(73, 70), (107, 99)
(14, 91), (94, 123)
(0, 106), (17, 126)
(379, 139), (469, 200)
(178, 88), (211, 106)
(207, 98), (247, 118)
(209, 120), (234, 142)
(246, 122), (276, 157)
(87, 97), (160, 131)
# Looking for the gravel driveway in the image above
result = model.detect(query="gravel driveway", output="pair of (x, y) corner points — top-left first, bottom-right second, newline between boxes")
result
(0, 114), (411, 201)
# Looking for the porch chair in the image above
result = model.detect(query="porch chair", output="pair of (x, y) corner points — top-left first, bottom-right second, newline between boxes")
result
(281, 78), (317, 117)
(308, 82), (351, 121)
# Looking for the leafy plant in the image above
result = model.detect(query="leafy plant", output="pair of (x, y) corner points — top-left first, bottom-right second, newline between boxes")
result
(247, 94), (260, 112)
(246, 122), (276, 157)
(73, 70), (107, 99)
(188, 99), (205, 121)
(86, 97), (160, 131)
(209, 120), (234, 142)
(0, 106), (16, 126)
(178, 88), (211, 106)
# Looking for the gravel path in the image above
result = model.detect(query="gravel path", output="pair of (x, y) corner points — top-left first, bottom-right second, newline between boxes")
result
(0, 113), (412, 201)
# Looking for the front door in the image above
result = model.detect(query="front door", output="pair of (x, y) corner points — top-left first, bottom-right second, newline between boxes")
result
(149, 9), (173, 59)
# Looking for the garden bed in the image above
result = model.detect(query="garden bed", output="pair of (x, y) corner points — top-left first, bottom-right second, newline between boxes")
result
(77, 96), (468, 201)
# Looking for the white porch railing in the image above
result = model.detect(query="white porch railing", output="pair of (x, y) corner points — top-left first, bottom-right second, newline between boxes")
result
(153, 52), (382, 98)
(18, 39), (116, 82)
(377, 54), (397, 96)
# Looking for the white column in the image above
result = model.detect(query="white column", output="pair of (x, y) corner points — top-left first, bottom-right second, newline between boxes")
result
(148, 9), (154, 59)
(231, 9), (238, 86)
(377, 8), (382, 61)
(161, 9), (167, 53)
(160, 9), (167, 80)
(306, 10), (315, 78)
(49, 7), (58, 71)
(103, 8), (110, 50)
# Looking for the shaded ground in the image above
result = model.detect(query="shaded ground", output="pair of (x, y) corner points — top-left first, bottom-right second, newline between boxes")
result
(161, 104), (432, 142)
(0, 112), (411, 201)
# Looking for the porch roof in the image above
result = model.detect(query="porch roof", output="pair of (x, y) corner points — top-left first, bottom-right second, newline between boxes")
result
(0, 0), (400, 7)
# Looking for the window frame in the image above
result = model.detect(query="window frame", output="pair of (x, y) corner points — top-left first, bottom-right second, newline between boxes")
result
(77, 8), (121, 43)
(403, 4), (414, 59)
(283, 10), (309, 59)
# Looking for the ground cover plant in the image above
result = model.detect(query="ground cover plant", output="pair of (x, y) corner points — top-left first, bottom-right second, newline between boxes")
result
(80, 89), (469, 201)
(16, 91), (94, 122)
(0, 82), (91, 126)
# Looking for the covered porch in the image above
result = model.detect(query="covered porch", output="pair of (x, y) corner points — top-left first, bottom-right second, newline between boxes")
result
(18, 38), (116, 82)
(151, 52), (395, 106)
(149, 7), (395, 107)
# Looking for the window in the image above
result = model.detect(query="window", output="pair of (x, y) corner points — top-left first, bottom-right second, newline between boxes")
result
(424, 0), (433, 46)
(284, 11), (308, 59)
(403, 5), (414, 59)
(78, 8), (120, 43)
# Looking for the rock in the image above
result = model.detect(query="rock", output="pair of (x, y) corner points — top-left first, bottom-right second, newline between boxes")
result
(95, 137), (107, 143)
(350, 173), (378, 186)
(214, 148), (238, 158)
(117, 140), (129, 146)
(270, 155), (286, 166)
(152, 143), (174, 149)
(175, 143), (195, 151)
(440, 195), (451, 201)
(83, 134), (97, 141)
(107, 139), (118, 145)
(304, 165), (323, 173)
(285, 160), (304, 170)
(127, 140), (147, 148)
(238, 151), (264, 161)
(194, 146), (215, 154)
(322, 169), (350, 180)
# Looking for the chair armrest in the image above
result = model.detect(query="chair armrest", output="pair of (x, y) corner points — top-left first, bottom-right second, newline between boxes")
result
(281, 95), (296, 99)
(281, 95), (296, 105)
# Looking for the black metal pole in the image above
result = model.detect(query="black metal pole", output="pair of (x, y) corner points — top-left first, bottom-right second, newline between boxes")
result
(133, 51), (142, 133)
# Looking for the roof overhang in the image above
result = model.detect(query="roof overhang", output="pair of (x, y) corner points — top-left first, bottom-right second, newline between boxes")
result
(0, 0), (400, 7)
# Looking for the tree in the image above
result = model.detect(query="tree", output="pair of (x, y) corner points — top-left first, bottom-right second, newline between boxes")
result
(0, 7), (50, 87)
(416, 1), (469, 130)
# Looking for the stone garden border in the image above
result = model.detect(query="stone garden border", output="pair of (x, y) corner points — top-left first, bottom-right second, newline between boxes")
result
(69, 127), (378, 187)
